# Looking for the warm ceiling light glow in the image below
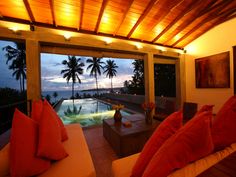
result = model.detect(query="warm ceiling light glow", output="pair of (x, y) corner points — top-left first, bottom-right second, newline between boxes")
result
(131, 20), (136, 25)
(102, 14), (109, 23)
(155, 27), (163, 34)
(104, 38), (112, 45)
(135, 43), (143, 49)
(174, 34), (181, 41)
(63, 33), (71, 41)
(9, 26), (18, 32)
(156, 46), (167, 52)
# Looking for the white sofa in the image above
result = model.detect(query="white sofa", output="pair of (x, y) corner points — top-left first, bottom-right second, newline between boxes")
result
(0, 124), (96, 177)
(112, 143), (236, 177)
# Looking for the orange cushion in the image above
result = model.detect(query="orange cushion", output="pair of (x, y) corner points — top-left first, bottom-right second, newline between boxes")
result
(212, 96), (236, 150)
(10, 109), (50, 177)
(196, 105), (214, 115)
(131, 111), (183, 177)
(195, 105), (214, 125)
(215, 96), (236, 118)
(0, 144), (10, 177)
(142, 111), (214, 177)
(44, 100), (68, 141)
(31, 99), (43, 122)
(37, 101), (68, 160)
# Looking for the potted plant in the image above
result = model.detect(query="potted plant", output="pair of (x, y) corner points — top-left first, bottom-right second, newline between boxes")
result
(112, 104), (124, 122)
(142, 102), (155, 124)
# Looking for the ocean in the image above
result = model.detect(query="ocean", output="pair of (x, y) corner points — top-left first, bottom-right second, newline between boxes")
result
(42, 88), (121, 100)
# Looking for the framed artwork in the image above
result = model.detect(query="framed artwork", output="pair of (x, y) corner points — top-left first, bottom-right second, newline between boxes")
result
(195, 51), (230, 88)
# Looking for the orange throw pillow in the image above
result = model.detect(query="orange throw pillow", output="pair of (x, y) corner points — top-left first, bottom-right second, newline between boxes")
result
(131, 111), (183, 177)
(37, 101), (68, 160)
(31, 99), (44, 122)
(10, 109), (50, 177)
(142, 111), (214, 177)
(212, 96), (236, 150)
(44, 100), (68, 141)
(195, 105), (214, 125)
(196, 105), (214, 115)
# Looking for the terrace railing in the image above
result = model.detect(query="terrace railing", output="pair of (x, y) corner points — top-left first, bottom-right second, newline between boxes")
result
(0, 100), (31, 135)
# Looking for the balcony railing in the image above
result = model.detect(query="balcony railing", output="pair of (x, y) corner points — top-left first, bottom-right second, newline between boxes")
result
(0, 100), (31, 135)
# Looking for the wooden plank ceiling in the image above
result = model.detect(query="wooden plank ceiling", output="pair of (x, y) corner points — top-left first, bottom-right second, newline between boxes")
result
(0, 0), (236, 49)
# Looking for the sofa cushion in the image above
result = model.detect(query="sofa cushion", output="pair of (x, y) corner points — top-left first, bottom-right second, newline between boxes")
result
(38, 124), (96, 177)
(112, 143), (236, 177)
(37, 101), (68, 160)
(32, 99), (44, 122)
(212, 96), (236, 150)
(168, 143), (236, 177)
(32, 100), (68, 142)
(142, 111), (214, 177)
(196, 105), (214, 115)
(43, 100), (68, 141)
(0, 144), (10, 177)
(10, 109), (50, 177)
(131, 111), (183, 177)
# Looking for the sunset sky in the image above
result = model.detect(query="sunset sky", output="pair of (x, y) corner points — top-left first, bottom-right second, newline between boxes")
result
(0, 40), (135, 91)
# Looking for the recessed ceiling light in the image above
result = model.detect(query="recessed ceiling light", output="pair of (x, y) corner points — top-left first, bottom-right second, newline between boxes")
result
(104, 38), (112, 45)
(9, 26), (18, 32)
(135, 43), (143, 49)
(63, 33), (71, 41)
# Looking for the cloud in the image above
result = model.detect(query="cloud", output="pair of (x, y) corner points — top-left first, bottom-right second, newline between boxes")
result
(0, 46), (136, 91)
(40, 55), (135, 91)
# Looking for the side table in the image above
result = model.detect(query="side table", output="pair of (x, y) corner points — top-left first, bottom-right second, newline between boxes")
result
(103, 117), (160, 157)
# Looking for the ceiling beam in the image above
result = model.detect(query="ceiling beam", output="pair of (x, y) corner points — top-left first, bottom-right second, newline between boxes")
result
(127, 0), (158, 38)
(49, 0), (57, 27)
(171, 4), (236, 47)
(95, 0), (109, 33)
(78, 0), (85, 30)
(113, 0), (135, 36)
(23, 0), (35, 22)
(180, 7), (236, 48)
(163, 0), (234, 45)
(145, 0), (184, 36)
(161, 1), (216, 44)
(151, 0), (199, 43)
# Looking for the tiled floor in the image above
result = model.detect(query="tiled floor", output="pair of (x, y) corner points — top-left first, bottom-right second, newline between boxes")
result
(83, 126), (118, 177)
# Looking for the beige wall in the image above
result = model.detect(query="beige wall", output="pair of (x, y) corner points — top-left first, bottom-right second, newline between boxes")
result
(185, 18), (236, 113)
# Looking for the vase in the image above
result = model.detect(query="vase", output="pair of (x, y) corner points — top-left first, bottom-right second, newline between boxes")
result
(114, 109), (122, 122)
(145, 111), (152, 124)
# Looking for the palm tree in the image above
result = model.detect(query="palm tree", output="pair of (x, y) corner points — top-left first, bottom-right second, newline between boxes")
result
(61, 56), (84, 100)
(103, 60), (118, 92)
(45, 94), (51, 103)
(86, 57), (104, 95)
(53, 91), (58, 102)
(3, 43), (26, 92)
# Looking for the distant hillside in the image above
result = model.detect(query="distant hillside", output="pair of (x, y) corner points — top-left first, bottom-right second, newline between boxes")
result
(81, 87), (123, 92)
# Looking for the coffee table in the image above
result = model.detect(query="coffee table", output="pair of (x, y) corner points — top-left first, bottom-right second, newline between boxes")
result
(103, 116), (160, 157)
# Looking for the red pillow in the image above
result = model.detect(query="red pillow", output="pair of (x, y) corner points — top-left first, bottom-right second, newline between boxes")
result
(37, 101), (68, 160)
(212, 96), (236, 150)
(31, 99), (43, 122)
(10, 109), (50, 177)
(44, 100), (68, 141)
(195, 105), (214, 125)
(215, 96), (236, 120)
(196, 105), (214, 115)
(142, 111), (214, 177)
(131, 111), (183, 177)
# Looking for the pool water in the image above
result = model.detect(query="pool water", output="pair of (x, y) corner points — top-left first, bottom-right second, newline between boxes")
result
(57, 98), (131, 127)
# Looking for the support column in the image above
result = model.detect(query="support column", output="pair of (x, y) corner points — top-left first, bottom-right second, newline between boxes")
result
(26, 40), (41, 102)
(144, 52), (155, 104)
(179, 53), (186, 107)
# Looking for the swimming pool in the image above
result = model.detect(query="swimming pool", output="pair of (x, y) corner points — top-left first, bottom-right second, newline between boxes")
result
(57, 98), (131, 127)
